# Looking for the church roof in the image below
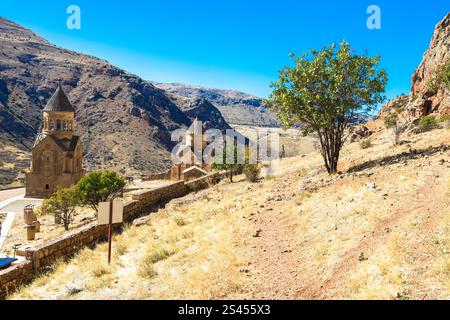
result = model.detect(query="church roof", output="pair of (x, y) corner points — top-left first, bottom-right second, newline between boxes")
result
(32, 133), (80, 153)
(182, 165), (208, 175)
(43, 85), (75, 112)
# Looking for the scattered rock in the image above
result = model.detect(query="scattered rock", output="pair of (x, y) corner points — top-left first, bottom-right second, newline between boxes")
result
(133, 216), (150, 226)
(366, 182), (377, 190)
(253, 229), (262, 237)
(358, 252), (368, 261)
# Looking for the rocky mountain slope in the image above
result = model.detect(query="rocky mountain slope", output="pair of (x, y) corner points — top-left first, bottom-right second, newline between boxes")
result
(153, 82), (280, 127)
(0, 17), (234, 186)
(379, 13), (450, 119)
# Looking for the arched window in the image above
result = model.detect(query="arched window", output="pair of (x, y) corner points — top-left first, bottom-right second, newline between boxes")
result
(63, 120), (68, 131)
(56, 120), (62, 130)
(49, 120), (54, 130)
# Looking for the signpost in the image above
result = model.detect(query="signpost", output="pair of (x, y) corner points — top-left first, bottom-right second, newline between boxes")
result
(98, 199), (124, 264)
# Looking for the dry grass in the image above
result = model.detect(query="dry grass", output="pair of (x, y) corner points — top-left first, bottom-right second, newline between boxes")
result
(8, 126), (450, 300)
(10, 179), (254, 300)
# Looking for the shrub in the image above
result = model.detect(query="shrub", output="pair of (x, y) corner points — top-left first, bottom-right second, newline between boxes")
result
(359, 139), (372, 149)
(76, 170), (126, 212)
(243, 164), (260, 182)
(146, 247), (175, 264)
(212, 144), (244, 183)
(137, 260), (158, 279)
(384, 112), (406, 145)
(91, 264), (112, 277)
(419, 115), (438, 131)
(41, 186), (80, 231)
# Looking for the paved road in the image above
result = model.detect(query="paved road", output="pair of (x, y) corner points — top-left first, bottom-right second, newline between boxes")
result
(0, 188), (26, 252)
(0, 188), (25, 202)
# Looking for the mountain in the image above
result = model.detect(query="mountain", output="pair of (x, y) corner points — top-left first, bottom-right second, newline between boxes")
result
(378, 13), (450, 119)
(0, 17), (234, 186)
(153, 82), (280, 127)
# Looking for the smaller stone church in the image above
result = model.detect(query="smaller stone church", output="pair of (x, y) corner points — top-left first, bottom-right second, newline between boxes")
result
(25, 86), (84, 198)
(170, 119), (210, 181)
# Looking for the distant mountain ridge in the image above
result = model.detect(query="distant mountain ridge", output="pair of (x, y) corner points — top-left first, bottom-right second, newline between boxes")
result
(153, 82), (280, 127)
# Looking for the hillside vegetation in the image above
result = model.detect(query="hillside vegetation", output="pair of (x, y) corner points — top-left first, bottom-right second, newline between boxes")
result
(10, 125), (450, 300)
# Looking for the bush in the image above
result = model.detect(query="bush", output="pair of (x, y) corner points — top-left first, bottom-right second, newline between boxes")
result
(243, 164), (260, 182)
(384, 112), (406, 145)
(419, 115), (438, 131)
(41, 186), (80, 230)
(76, 170), (126, 212)
(359, 139), (372, 149)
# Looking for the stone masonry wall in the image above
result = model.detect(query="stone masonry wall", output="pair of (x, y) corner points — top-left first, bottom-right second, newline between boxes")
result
(0, 261), (33, 299)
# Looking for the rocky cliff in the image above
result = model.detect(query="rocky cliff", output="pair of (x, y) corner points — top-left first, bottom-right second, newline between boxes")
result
(379, 13), (450, 119)
(407, 13), (450, 118)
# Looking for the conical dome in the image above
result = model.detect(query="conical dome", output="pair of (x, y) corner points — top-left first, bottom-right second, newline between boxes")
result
(43, 85), (74, 112)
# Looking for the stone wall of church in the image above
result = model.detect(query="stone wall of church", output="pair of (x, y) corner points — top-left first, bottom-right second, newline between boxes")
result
(25, 138), (84, 198)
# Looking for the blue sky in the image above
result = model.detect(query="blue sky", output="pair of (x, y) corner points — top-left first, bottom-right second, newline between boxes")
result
(1, 1), (449, 99)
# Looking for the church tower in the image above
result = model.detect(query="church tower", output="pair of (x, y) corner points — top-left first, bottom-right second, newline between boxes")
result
(25, 86), (84, 198)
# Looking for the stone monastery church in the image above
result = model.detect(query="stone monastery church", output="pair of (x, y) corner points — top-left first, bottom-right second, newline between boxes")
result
(25, 86), (84, 198)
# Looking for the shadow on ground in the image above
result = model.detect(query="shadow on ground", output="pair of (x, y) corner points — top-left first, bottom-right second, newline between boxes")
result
(347, 145), (449, 173)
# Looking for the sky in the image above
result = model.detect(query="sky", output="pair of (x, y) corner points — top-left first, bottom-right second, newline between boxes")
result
(1, 0), (449, 100)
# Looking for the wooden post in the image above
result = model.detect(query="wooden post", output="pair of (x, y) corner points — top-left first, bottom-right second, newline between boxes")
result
(107, 200), (113, 264)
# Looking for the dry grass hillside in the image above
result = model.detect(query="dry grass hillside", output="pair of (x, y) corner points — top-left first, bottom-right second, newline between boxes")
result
(9, 125), (450, 300)
(0, 141), (28, 188)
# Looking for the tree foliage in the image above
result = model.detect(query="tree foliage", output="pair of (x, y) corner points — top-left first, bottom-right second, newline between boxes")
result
(76, 170), (126, 212)
(212, 144), (245, 182)
(41, 186), (80, 231)
(429, 58), (450, 93)
(265, 41), (387, 174)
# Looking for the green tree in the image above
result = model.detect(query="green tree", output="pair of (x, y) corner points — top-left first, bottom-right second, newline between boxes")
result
(265, 41), (387, 174)
(212, 144), (244, 182)
(41, 186), (80, 231)
(76, 170), (126, 212)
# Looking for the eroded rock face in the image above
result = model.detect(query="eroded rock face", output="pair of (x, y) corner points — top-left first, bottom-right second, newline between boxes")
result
(377, 95), (409, 119)
(407, 13), (450, 118)
(378, 13), (450, 120)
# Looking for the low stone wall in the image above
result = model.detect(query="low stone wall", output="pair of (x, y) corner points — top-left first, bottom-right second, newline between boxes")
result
(185, 171), (227, 192)
(24, 222), (108, 270)
(131, 181), (187, 204)
(0, 260), (33, 299)
(142, 170), (171, 181)
(0, 174), (225, 299)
